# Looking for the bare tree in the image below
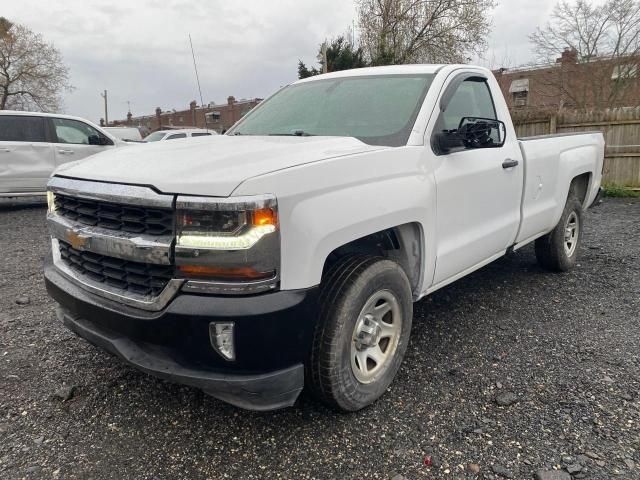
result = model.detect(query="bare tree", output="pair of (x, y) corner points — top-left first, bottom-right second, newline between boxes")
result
(530, 0), (640, 109)
(0, 18), (72, 111)
(356, 0), (496, 65)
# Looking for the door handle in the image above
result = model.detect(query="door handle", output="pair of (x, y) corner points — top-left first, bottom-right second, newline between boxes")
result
(0, 148), (11, 152)
(58, 149), (75, 155)
(502, 159), (519, 169)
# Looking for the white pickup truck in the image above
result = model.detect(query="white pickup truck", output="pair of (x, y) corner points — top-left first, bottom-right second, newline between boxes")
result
(44, 64), (604, 411)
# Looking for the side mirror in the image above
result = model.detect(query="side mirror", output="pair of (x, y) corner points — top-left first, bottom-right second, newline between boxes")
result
(89, 134), (111, 146)
(457, 117), (506, 148)
(435, 130), (465, 154)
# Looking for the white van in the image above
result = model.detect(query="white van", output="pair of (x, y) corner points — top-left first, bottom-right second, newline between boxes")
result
(0, 111), (127, 197)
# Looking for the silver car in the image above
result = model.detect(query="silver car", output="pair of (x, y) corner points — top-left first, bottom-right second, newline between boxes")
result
(0, 111), (125, 197)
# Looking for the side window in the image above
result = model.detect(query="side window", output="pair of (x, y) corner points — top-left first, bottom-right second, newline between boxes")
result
(441, 79), (497, 131)
(0, 116), (47, 142)
(191, 132), (211, 137)
(53, 118), (104, 145)
(166, 133), (187, 140)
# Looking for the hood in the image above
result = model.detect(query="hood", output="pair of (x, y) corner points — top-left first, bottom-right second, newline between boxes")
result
(55, 135), (383, 196)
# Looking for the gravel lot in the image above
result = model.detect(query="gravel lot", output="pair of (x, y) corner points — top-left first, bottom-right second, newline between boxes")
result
(0, 198), (638, 480)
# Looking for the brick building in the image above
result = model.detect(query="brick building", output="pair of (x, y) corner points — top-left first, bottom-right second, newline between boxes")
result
(494, 49), (639, 113)
(109, 96), (262, 133)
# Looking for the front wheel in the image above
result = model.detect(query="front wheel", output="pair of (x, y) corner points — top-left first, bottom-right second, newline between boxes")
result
(535, 195), (583, 272)
(307, 256), (413, 411)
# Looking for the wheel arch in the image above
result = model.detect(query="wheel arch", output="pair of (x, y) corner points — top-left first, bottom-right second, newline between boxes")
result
(321, 222), (424, 299)
(569, 171), (592, 207)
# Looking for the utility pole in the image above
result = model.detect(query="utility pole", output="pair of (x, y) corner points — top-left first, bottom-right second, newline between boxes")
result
(101, 90), (109, 126)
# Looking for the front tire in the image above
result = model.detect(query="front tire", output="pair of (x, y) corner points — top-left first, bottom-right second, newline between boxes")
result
(307, 256), (413, 412)
(535, 195), (583, 272)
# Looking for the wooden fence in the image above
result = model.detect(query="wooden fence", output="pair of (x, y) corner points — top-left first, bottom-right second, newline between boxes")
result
(512, 108), (640, 187)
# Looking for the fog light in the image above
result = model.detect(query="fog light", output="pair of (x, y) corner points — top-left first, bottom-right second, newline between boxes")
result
(209, 322), (235, 361)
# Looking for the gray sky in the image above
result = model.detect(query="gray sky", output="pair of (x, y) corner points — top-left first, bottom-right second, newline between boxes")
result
(4, 0), (560, 123)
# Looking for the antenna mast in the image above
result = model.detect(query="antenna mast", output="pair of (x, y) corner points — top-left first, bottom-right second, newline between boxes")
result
(189, 34), (207, 129)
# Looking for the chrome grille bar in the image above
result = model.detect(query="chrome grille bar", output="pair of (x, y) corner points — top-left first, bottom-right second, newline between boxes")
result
(48, 176), (173, 209)
(47, 213), (172, 265)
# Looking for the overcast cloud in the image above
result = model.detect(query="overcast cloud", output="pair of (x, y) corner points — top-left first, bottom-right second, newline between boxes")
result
(3, 0), (566, 123)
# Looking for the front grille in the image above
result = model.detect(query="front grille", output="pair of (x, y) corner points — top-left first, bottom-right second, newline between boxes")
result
(58, 240), (173, 296)
(54, 193), (173, 236)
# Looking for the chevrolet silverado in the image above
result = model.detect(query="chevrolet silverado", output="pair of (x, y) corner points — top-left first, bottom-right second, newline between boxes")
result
(44, 64), (604, 411)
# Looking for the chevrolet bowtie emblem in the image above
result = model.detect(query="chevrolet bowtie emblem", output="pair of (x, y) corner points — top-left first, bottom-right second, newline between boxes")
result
(65, 229), (90, 250)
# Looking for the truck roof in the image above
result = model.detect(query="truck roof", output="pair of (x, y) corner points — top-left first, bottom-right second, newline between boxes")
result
(294, 64), (451, 84)
(293, 64), (496, 85)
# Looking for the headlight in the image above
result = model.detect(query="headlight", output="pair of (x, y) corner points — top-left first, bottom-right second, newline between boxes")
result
(46, 191), (56, 214)
(177, 207), (276, 250)
(175, 195), (280, 293)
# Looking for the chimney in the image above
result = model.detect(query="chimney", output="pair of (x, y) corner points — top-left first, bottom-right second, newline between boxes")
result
(155, 107), (162, 129)
(126, 112), (132, 126)
(227, 96), (236, 106)
(557, 47), (578, 65)
(190, 100), (197, 126)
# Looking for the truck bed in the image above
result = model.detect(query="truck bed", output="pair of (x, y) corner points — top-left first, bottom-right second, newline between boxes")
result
(514, 131), (605, 247)
(518, 131), (603, 141)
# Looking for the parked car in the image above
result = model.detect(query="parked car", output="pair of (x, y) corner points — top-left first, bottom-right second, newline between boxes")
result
(0, 111), (128, 197)
(44, 64), (604, 412)
(103, 126), (144, 142)
(144, 128), (217, 142)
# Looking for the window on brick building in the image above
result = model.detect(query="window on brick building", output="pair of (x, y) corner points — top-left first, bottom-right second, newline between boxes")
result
(509, 79), (529, 107)
(612, 64), (637, 80)
(206, 111), (221, 123)
(512, 91), (528, 107)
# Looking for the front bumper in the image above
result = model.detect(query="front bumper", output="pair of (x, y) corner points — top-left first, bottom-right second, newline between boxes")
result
(44, 254), (319, 411)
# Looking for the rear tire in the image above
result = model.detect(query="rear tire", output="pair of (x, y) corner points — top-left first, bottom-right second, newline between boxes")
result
(535, 195), (583, 272)
(307, 255), (413, 412)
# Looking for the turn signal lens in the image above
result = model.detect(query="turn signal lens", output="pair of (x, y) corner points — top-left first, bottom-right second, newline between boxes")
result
(253, 208), (276, 226)
(177, 265), (275, 281)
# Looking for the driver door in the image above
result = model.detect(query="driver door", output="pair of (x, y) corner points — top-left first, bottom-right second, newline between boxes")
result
(431, 75), (523, 285)
(50, 117), (114, 166)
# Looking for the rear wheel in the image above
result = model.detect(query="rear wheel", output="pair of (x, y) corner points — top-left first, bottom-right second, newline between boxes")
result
(535, 195), (583, 272)
(307, 256), (413, 411)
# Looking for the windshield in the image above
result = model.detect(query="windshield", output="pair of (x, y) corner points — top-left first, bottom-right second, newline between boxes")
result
(145, 131), (166, 142)
(230, 74), (435, 147)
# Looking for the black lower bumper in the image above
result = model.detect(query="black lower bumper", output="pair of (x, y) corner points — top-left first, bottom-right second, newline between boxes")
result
(45, 255), (319, 411)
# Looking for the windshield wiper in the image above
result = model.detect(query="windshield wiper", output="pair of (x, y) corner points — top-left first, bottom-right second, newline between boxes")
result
(269, 130), (315, 137)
